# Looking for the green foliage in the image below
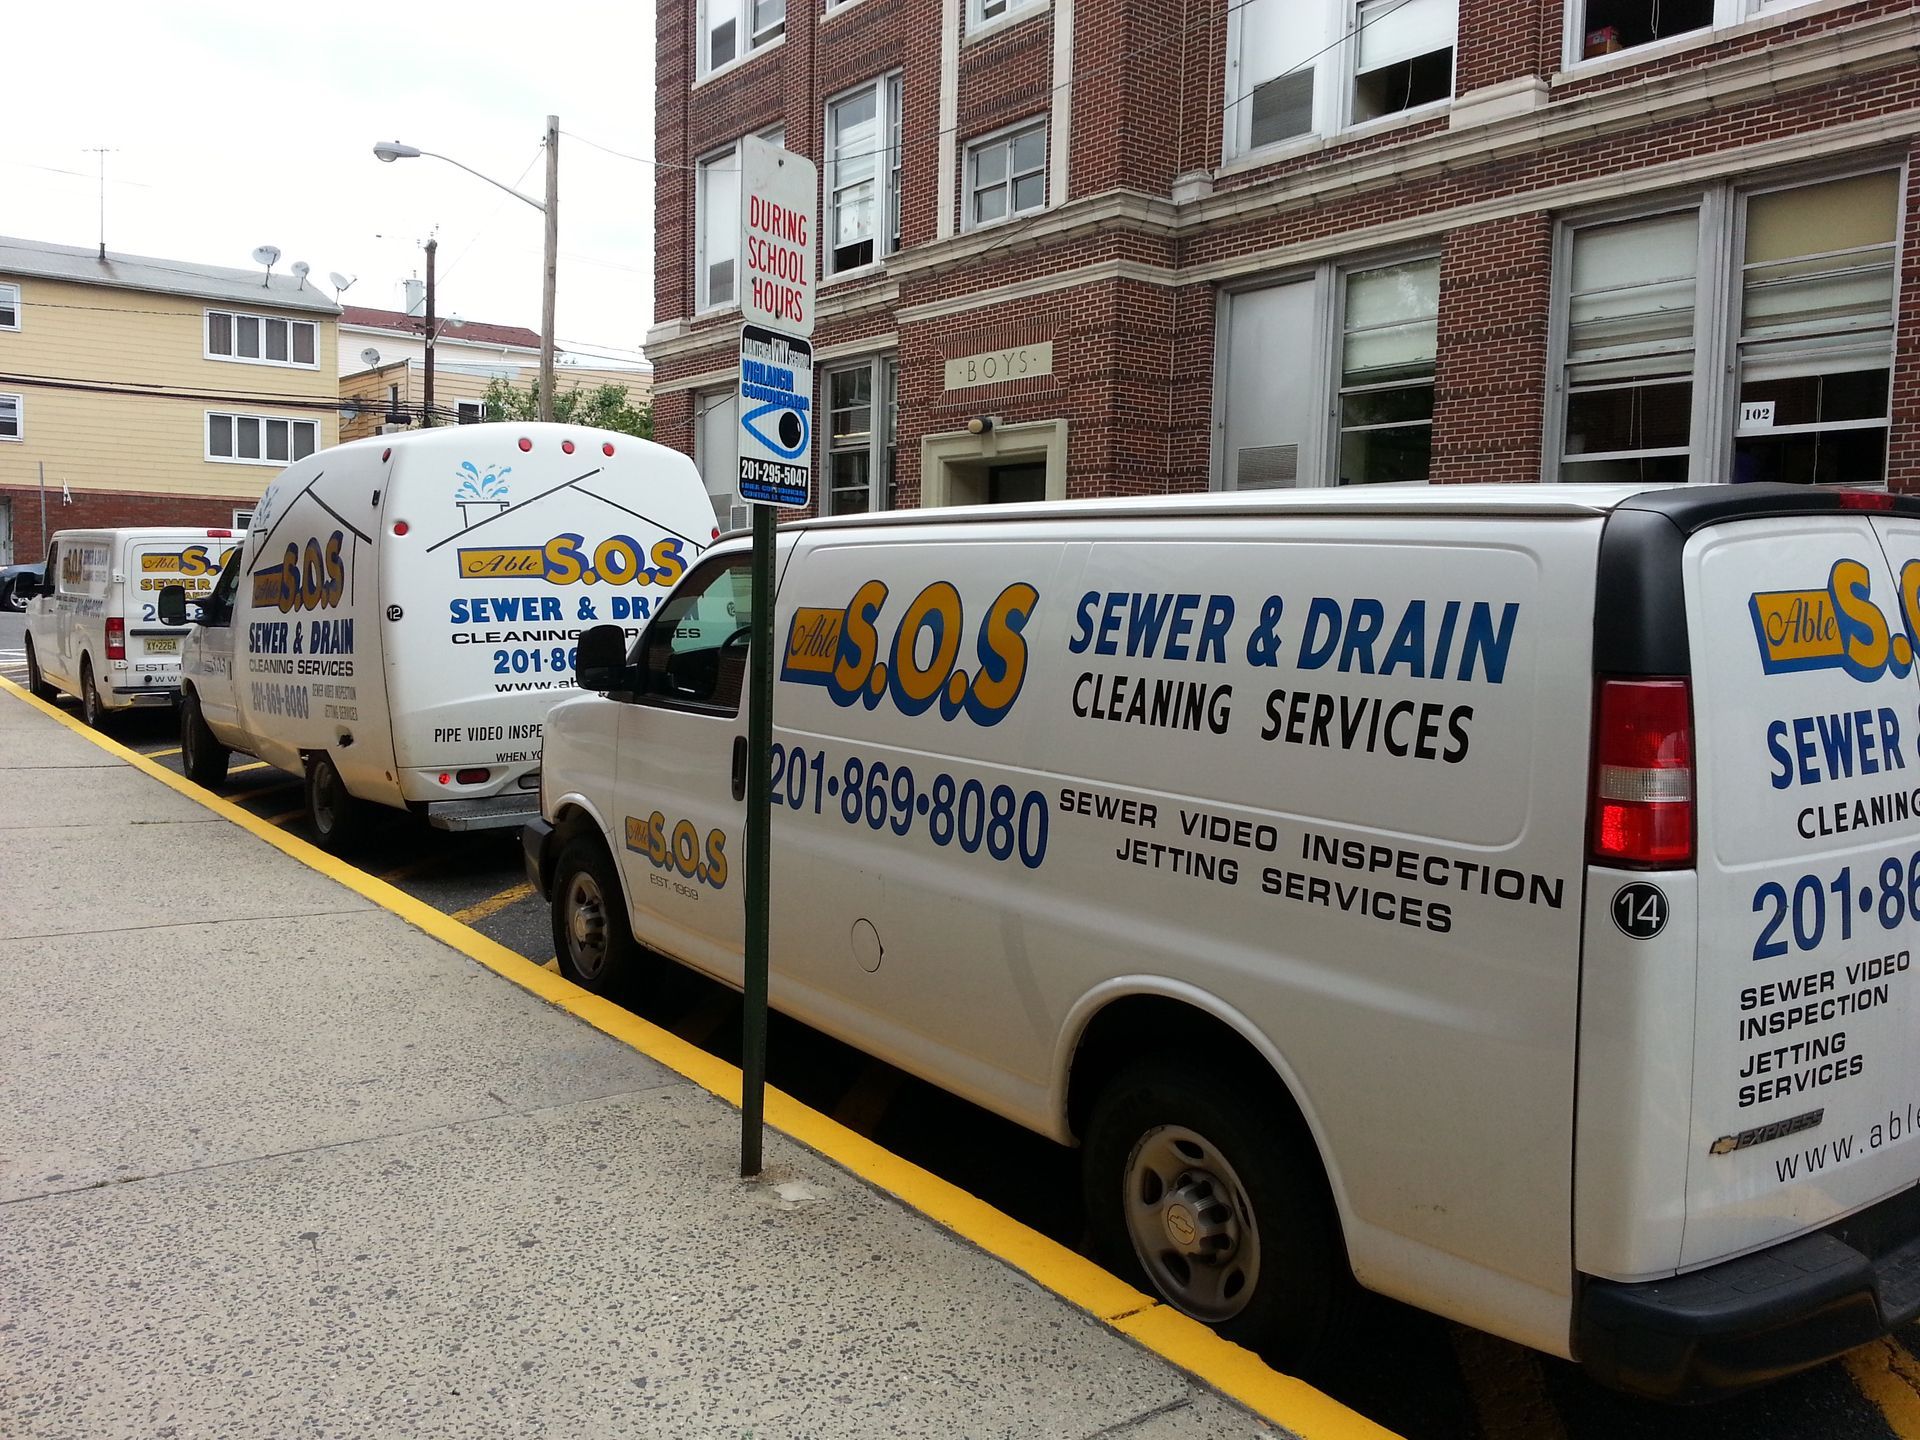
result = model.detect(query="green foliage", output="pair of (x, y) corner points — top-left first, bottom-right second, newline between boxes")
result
(481, 376), (653, 440)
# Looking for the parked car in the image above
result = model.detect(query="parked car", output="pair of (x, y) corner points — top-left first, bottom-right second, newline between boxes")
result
(0, 561), (43, 612)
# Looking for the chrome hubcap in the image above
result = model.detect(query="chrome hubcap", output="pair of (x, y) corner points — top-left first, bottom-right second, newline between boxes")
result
(1122, 1124), (1260, 1323)
(564, 872), (608, 978)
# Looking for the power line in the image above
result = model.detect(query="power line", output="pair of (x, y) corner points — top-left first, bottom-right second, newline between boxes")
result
(0, 371), (355, 414)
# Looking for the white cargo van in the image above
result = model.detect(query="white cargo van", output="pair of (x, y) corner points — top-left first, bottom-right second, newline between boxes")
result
(163, 423), (716, 848)
(22, 527), (241, 726)
(526, 483), (1920, 1398)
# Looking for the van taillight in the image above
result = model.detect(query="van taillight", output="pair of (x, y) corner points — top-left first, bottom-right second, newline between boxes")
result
(1591, 678), (1693, 867)
(106, 617), (126, 661)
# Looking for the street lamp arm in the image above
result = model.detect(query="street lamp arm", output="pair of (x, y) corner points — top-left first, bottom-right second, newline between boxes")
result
(415, 149), (548, 212)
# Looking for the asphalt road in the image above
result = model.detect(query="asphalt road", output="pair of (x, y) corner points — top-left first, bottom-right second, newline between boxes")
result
(4, 608), (1917, 1440)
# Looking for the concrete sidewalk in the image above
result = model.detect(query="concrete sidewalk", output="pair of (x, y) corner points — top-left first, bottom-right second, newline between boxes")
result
(0, 691), (1295, 1440)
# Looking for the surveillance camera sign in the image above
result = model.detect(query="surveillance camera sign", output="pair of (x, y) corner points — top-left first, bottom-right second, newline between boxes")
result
(738, 325), (812, 509)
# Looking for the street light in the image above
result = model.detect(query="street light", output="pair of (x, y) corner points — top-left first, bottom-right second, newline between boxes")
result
(371, 118), (559, 422)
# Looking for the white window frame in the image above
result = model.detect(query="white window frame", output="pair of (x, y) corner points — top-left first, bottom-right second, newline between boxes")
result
(1213, 250), (1441, 490)
(696, 0), (785, 81)
(232, 509), (255, 529)
(1561, 0), (1820, 71)
(823, 75), (903, 277)
(696, 126), (785, 314)
(968, 0), (1045, 34)
(1223, 0), (1458, 164)
(824, 355), (899, 515)
(205, 309), (319, 369)
(0, 282), (19, 331)
(0, 392), (21, 442)
(695, 387), (747, 531)
(1545, 160), (1903, 485)
(456, 401), (484, 425)
(205, 411), (319, 466)
(963, 117), (1049, 232)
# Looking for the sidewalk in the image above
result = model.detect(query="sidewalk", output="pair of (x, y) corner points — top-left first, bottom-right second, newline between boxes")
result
(0, 688), (1301, 1440)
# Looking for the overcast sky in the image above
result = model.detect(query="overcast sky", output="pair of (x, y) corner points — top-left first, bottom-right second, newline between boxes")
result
(3, 0), (658, 368)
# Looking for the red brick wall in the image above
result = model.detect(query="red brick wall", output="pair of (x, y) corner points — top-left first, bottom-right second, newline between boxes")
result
(1457, 0), (1550, 94)
(1430, 213), (1553, 485)
(1, 488), (241, 563)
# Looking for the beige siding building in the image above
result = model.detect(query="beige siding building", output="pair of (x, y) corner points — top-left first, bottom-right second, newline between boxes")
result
(339, 360), (652, 444)
(0, 238), (341, 561)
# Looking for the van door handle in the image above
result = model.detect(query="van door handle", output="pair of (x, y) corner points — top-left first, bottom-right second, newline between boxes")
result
(731, 735), (747, 802)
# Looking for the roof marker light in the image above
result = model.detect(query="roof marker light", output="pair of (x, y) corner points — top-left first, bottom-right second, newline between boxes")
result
(603, 442), (616, 457)
(1839, 491), (1895, 512)
(392, 521), (409, 537)
(562, 439), (576, 454)
(518, 437), (533, 452)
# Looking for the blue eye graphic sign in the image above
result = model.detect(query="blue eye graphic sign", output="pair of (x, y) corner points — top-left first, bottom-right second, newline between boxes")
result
(737, 323), (814, 510)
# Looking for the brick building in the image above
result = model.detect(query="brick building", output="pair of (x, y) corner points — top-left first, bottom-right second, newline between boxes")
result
(645, 0), (1920, 522)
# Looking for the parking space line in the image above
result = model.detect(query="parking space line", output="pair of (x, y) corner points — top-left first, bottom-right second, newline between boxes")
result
(450, 882), (536, 925)
(229, 760), (269, 774)
(263, 807), (305, 825)
(0, 675), (1398, 1440)
(1844, 1338), (1920, 1439)
(144, 746), (182, 758)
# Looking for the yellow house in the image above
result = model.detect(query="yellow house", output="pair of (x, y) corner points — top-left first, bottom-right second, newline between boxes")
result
(0, 236), (341, 561)
(339, 359), (654, 444)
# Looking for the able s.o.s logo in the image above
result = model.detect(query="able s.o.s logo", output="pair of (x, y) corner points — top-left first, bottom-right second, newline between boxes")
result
(780, 579), (1039, 725)
(625, 812), (728, 889)
(141, 545), (234, 577)
(457, 533), (688, 588)
(251, 531), (346, 613)
(1750, 558), (1920, 682)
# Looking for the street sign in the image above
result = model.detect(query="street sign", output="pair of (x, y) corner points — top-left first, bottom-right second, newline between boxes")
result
(737, 324), (813, 509)
(739, 135), (816, 336)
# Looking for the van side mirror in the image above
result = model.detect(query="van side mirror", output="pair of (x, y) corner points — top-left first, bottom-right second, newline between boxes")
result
(157, 584), (192, 627)
(575, 623), (631, 693)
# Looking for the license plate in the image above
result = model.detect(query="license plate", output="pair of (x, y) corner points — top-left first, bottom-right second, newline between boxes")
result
(144, 637), (178, 654)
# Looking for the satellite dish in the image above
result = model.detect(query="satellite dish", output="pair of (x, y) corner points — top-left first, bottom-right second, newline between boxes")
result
(252, 245), (281, 267)
(290, 260), (311, 289)
(446, 312), (466, 328)
(329, 271), (355, 295)
(360, 347), (382, 367)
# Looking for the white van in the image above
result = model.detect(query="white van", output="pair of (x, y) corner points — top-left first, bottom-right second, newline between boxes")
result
(163, 423), (716, 848)
(22, 527), (241, 726)
(525, 483), (1920, 1399)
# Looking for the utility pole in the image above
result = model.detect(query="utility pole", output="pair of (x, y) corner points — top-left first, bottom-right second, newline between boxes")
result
(540, 115), (559, 423)
(423, 237), (438, 428)
(37, 462), (47, 558)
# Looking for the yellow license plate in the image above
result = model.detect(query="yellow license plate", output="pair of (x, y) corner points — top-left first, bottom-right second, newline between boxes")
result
(144, 637), (179, 654)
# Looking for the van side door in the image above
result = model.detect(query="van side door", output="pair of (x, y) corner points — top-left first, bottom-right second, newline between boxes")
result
(610, 552), (753, 980)
(30, 542), (65, 687)
(191, 547), (246, 740)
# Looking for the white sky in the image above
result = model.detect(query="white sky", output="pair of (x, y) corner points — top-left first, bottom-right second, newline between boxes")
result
(2, 0), (658, 368)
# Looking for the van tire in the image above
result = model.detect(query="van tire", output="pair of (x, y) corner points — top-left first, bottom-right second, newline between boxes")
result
(80, 658), (106, 729)
(551, 835), (651, 998)
(1083, 1054), (1357, 1371)
(180, 692), (230, 787)
(305, 753), (362, 851)
(23, 637), (55, 701)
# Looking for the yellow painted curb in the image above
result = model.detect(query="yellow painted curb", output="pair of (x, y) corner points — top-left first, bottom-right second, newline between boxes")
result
(1, 676), (1398, 1440)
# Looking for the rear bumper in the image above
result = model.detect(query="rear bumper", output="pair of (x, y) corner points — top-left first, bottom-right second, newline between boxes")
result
(422, 793), (542, 832)
(109, 685), (178, 708)
(1577, 1181), (1920, 1401)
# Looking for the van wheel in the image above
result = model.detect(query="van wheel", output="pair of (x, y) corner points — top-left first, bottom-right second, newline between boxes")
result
(551, 835), (651, 998)
(305, 753), (362, 851)
(1083, 1055), (1357, 1370)
(23, 637), (55, 701)
(80, 658), (106, 729)
(180, 692), (230, 787)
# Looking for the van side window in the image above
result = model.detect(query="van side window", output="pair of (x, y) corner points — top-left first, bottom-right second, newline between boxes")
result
(40, 544), (56, 599)
(641, 557), (752, 713)
(201, 548), (243, 627)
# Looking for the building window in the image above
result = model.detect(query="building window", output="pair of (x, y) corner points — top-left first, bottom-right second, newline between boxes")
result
(1337, 257), (1438, 484)
(1572, 0), (1817, 63)
(0, 282), (18, 330)
(1734, 171), (1896, 486)
(826, 77), (903, 274)
(207, 310), (319, 368)
(697, 128), (786, 312)
(699, 0), (783, 77)
(207, 412), (318, 465)
(1559, 209), (1699, 484)
(457, 401), (484, 424)
(969, 0), (1043, 29)
(233, 509), (255, 529)
(826, 357), (899, 514)
(697, 388), (747, 531)
(1352, 0), (1456, 123)
(0, 393), (20, 441)
(965, 120), (1047, 230)
(1226, 0), (1457, 159)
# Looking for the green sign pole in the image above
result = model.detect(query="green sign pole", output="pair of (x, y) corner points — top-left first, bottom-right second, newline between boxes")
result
(740, 501), (776, 1177)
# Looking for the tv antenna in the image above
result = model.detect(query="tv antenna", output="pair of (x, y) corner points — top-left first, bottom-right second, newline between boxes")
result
(251, 244), (281, 287)
(83, 147), (117, 260)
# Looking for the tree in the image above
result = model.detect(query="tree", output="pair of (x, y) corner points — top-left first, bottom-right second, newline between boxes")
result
(482, 377), (653, 440)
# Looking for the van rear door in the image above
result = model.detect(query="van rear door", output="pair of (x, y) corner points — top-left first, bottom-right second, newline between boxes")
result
(1684, 498), (1920, 1269)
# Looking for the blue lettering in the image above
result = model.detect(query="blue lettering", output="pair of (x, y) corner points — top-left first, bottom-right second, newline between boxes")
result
(1338, 598), (1385, 675)
(1068, 591), (1098, 654)
(1459, 602), (1519, 684)
(1299, 598), (1343, 671)
(1768, 720), (1793, 790)
(1125, 593), (1174, 658)
(1095, 593), (1127, 657)
(1380, 601), (1428, 678)
(1165, 593), (1201, 661)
